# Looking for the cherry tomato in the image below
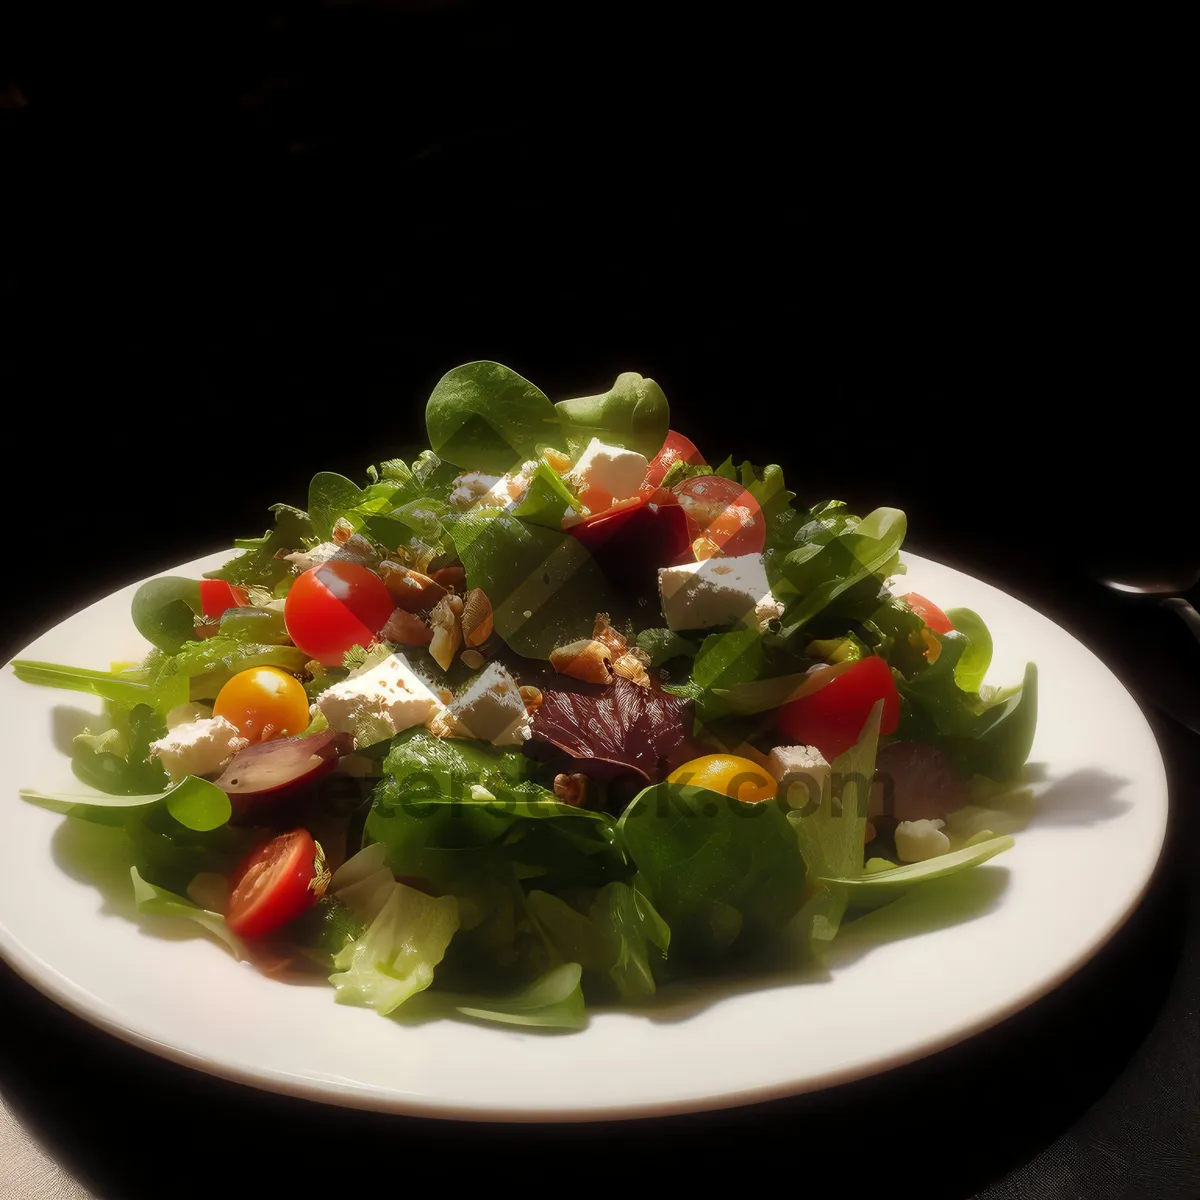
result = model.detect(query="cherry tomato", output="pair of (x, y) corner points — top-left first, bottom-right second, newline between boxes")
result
(672, 474), (765, 557)
(226, 829), (324, 939)
(902, 593), (954, 634)
(643, 429), (706, 490)
(199, 579), (249, 620)
(775, 655), (900, 761)
(213, 666), (311, 742)
(284, 561), (395, 666)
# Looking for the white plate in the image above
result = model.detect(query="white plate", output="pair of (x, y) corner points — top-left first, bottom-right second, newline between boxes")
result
(0, 550), (1168, 1121)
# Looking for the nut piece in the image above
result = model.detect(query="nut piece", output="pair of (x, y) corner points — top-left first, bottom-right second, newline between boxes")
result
(518, 685), (543, 712)
(461, 588), (494, 647)
(431, 566), (466, 591)
(460, 648), (486, 670)
(592, 612), (628, 656)
(612, 651), (651, 687)
(692, 535), (722, 561)
(553, 773), (588, 807)
(378, 562), (447, 612)
(331, 517), (355, 545)
(379, 608), (434, 647)
(428, 596), (462, 671)
(427, 707), (465, 739)
(550, 638), (614, 685)
(864, 820), (877, 844)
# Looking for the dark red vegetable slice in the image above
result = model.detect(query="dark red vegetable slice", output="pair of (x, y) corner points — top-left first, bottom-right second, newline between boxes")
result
(568, 499), (692, 594)
(213, 730), (352, 817)
(526, 677), (695, 784)
(869, 741), (970, 822)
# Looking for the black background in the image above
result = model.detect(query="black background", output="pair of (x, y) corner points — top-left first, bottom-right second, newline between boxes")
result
(2, 6), (1197, 1197)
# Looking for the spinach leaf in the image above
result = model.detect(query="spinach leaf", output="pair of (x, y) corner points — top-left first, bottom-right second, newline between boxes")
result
(554, 372), (670, 460)
(206, 503), (314, 590)
(617, 782), (807, 968)
(308, 471), (366, 540)
(130, 867), (244, 958)
(426, 361), (562, 473)
(130, 577), (198, 654)
(447, 513), (616, 658)
(635, 627), (699, 669)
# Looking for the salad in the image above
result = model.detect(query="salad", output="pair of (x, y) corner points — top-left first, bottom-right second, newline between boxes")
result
(11, 361), (1037, 1029)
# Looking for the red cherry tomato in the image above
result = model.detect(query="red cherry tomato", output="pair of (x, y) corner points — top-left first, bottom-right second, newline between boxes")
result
(643, 429), (706, 490)
(902, 593), (954, 634)
(284, 561), (395, 666)
(672, 474), (765, 557)
(226, 829), (323, 939)
(199, 579), (249, 620)
(775, 655), (900, 761)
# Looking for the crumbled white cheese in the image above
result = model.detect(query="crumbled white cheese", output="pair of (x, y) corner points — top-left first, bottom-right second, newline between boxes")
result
(165, 702), (214, 731)
(149, 717), (249, 783)
(567, 438), (649, 501)
(443, 661), (532, 746)
(658, 553), (785, 632)
(314, 652), (445, 738)
(767, 744), (830, 808)
(448, 472), (503, 510)
(895, 819), (951, 863)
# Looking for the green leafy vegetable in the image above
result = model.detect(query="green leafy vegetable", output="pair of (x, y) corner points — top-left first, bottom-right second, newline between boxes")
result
(130, 867), (244, 957)
(635, 628), (699, 669)
(205, 503), (313, 590)
(426, 361), (562, 473)
(308, 472), (365, 541)
(130, 578), (199, 654)
(447, 513), (616, 658)
(10, 658), (187, 716)
(512, 458), (584, 529)
(820, 835), (1015, 904)
(22, 774), (233, 832)
(455, 962), (587, 1030)
(660, 459), (714, 488)
(618, 782), (807, 967)
(167, 636), (309, 700)
(944, 607), (993, 692)
(71, 703), (168, 795)
(554, 372), (670, 460)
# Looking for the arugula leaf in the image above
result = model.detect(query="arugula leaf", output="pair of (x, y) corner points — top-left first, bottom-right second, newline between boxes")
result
(10, 659), (187, 716)
(426, 361), (562, 473)
(167, 636), (309, 700)
(205, 503), (314, 590)
(447, 513), (616, 658)
(130, 867), (244, 957)
(820, 835), (1015, 903)
(512, 459), (583, 529)
(22, 774), (232, 832)
(455, 963), (587, 1030)
(554, 372), (670, 460)
(618, 782), (807, 967)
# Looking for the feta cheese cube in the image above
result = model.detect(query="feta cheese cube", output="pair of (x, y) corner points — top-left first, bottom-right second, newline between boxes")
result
(314, 653), (445, 738)
(895, 819), (951, 863)
(149, 717), (249, 783)
(567, 438), (649, 502)
(658, 553), (785, 632)
(441, 662), (532, 746)
(767, 744), (830, 809)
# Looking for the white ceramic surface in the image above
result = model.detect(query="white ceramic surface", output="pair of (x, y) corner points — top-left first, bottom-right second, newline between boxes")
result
(0, 551), (1169, 1121)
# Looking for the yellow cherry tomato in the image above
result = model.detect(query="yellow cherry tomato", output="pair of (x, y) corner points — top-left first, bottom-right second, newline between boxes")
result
(667, 754), (777, 803)
(213, 666), (310, 742)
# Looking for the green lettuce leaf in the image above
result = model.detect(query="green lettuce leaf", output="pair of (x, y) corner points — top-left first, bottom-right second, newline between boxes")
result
(205, 503), (313, 590)
(512, 458), (584, 529)
(71, 703), (169, 796)
(330, 879), (460, 1015)
(944, 607), (993, 692)
(22, 773), (233, 832)
(426, 361), (562, 474)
